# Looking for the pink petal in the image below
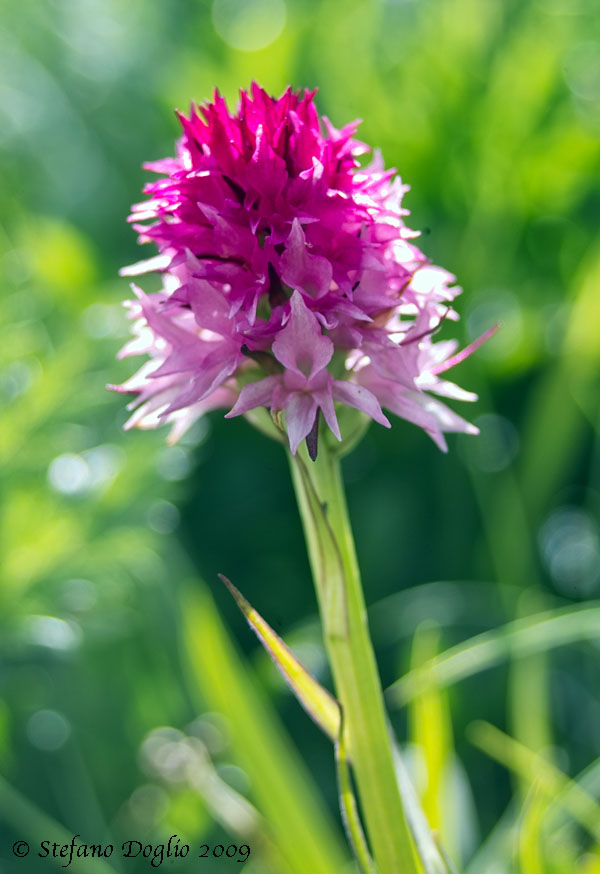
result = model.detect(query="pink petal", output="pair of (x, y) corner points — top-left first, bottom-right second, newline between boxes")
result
(272, 290), (333, 379)
(187, 277), (236, 336)
(120, 253), (173, 276)
(167, 386), (237, 444)
(245, 124), (288, 201)
(279, 219), (333, 299)
(368, 345), (420, 390)
(312, 385), (342, 441)
(418, 395), (479, 437)
(165, 357), (239, 414)
(225, 375), (280, 418)
(332, 381), (391, 428)
(418, 375), (478, 402)
(285, 392), (318, 454)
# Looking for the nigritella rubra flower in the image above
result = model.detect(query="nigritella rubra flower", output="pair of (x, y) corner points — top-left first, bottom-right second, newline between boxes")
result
(112, 84), (493, 455)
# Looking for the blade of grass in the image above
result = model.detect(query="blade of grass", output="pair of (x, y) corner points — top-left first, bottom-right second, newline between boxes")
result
(546, 756), (600, 835)
(390, 742), (456, 874)
(180, 581), (349, 874)
(517, 785), (546, 874)
(0, 775), (118, 874)
(407, 623), (456, 864)
(464, 800), (518, 874)
(467, 721), (600, 843)
(387, 603), (600, 706)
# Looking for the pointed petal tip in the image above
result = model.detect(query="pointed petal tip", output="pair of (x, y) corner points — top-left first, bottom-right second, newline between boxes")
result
(432, 322), (501, 375)
(107, 383), (138, 395)
(129, 282), (146, 299)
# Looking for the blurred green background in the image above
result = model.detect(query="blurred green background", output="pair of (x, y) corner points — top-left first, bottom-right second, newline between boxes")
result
(1, 0), (599, 872)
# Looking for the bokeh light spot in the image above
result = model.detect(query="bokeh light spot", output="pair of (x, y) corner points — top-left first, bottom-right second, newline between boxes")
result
(82, 302), (126, 338)
(0, 359), (39, 400)
(141, 727), (191, 783)
(156, 446), (192, 481)
(83, 444), (124, 488)
(464, 414), (520, 473)
(24, 615), (82, 651)
(188, 713), (229, 755)
(48, 445), (123, 496)
(127, 784), (169, 828)
(62, 578), (98, 612)
(539, 507), (600, 597)
(467, 291), (524, 362)
(563, 41), (600, 102)
(48, 453), (91, 495)
(26, 709), (71, 751)
(212, 0), (286, 52)
(215, 763), (250, 795)
(147, 500), (180, 534)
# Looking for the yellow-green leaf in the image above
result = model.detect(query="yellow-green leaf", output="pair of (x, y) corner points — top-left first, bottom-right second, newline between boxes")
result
(219, 574), (339, 741)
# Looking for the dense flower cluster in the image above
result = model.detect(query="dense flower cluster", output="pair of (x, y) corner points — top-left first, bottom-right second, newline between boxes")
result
(113, 84), (490, 454)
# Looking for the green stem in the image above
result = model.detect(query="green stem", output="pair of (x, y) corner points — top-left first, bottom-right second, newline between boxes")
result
(288, 438), (421, 874)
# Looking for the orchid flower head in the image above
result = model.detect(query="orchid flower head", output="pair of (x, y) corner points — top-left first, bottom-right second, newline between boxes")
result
(114, 84), (488, 456)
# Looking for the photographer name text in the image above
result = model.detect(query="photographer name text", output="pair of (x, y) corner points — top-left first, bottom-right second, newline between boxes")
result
(12, 834), (250, 867)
